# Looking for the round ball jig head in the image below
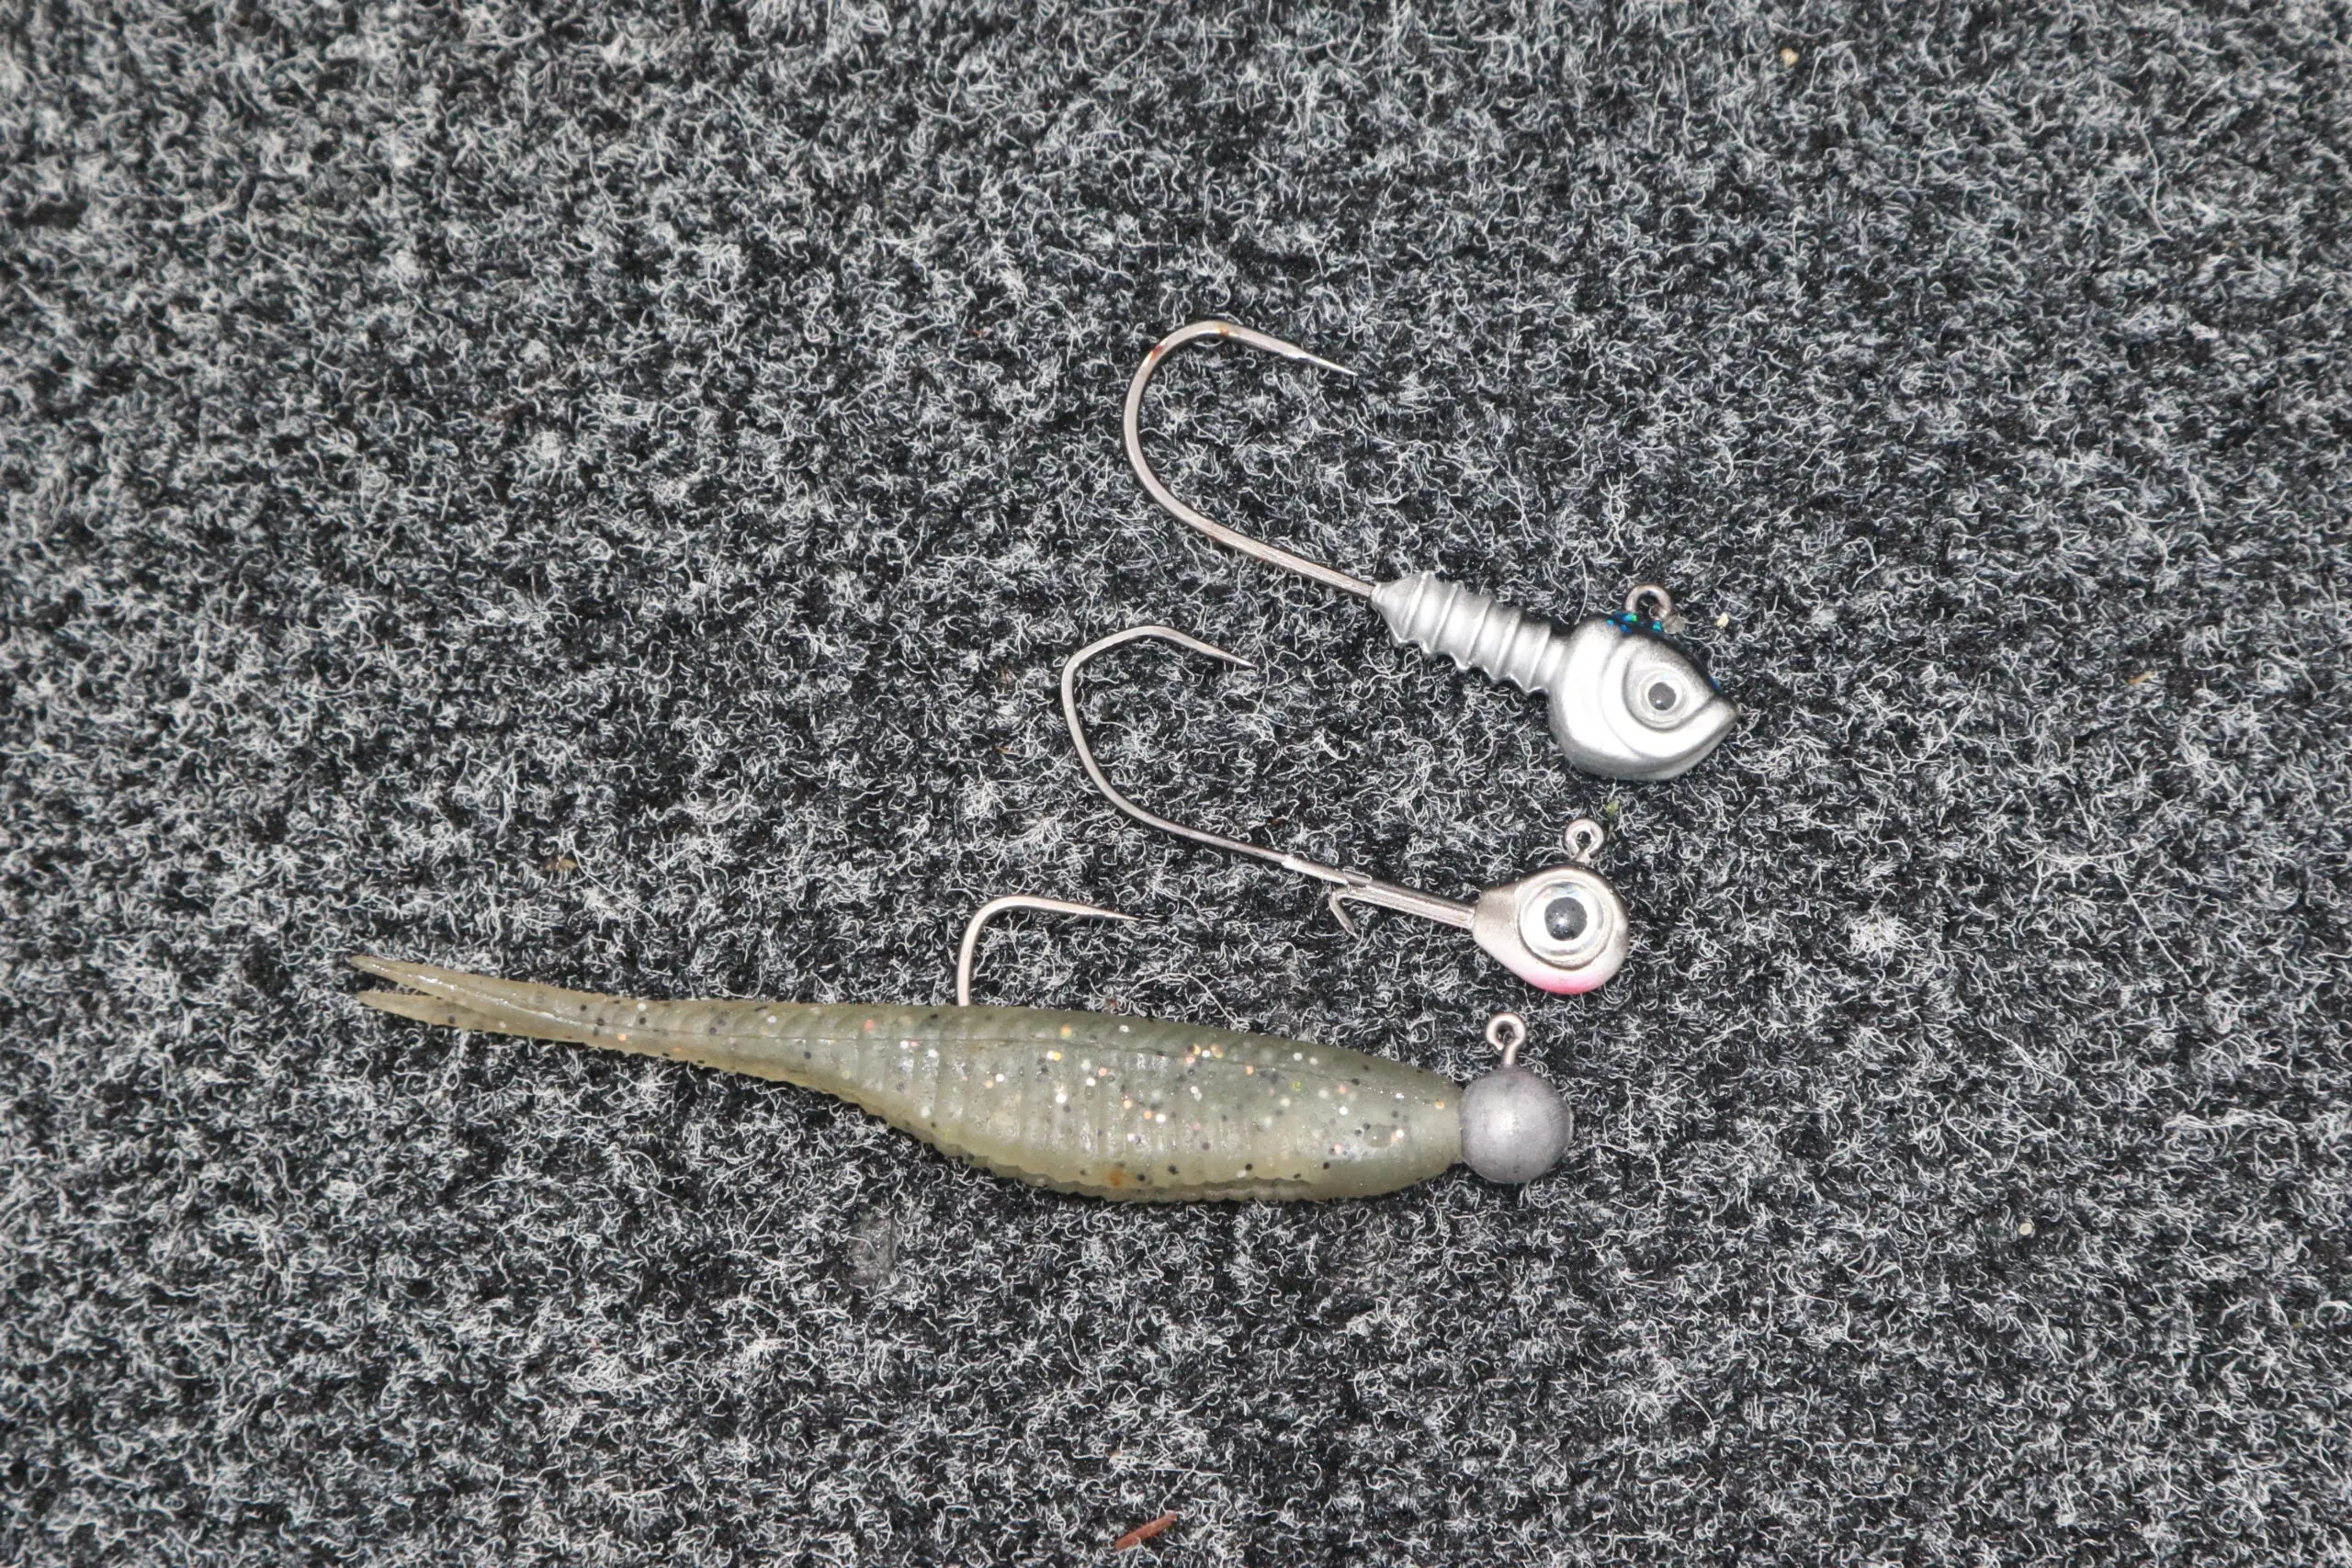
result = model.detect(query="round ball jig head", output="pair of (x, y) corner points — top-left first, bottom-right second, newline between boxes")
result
(1125, 320), (1741, 783)
(1061, 625), (1633, 997)
(1457, 1011), (1573, 1185)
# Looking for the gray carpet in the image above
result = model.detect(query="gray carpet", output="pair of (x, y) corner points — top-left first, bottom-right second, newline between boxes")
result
(6, 3), (2349, 1562)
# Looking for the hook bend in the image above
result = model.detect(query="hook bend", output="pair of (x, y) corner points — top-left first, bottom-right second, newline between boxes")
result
(1124, 321), (1376, 601)
(1059, 625), (1474, 933)
(956, 895), (1141, 1008)
(1059, 626), (1283, 872)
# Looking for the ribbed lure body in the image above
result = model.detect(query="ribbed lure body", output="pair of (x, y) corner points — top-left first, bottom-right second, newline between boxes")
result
(352, 957), (1462, 1201)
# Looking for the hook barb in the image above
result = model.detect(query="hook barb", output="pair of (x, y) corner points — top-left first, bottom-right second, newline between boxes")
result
(1124, 321), (1376, 601)
(1324, 889), (1364, 938)
(956, 895), (1142, 1008)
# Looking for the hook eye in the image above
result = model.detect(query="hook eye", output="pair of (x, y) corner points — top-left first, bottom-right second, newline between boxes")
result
(1485, 1010), (1529, 1066)
(1624, 583), (1675, 625)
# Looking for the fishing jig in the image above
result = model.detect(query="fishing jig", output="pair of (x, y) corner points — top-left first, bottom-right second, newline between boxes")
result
(349, 897), (1571, 1201)
(1061, 625), (1632, 996)
(1125, 320), (1741, 783)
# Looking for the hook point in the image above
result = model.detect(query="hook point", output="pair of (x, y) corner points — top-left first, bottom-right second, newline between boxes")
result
(1325, 890), (1365, 939)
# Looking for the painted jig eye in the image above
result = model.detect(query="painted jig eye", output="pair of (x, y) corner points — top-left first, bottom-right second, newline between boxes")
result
(1517, 872), (1611, 968)
(1624, 647), (1705, 732)
(1473, 863), (1630, 994)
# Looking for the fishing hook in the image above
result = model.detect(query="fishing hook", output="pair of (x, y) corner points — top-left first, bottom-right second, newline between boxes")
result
(1058, 625), (1632, 997)
(956, 894), (1140, 1008)
(1123, 320), (1741, 784)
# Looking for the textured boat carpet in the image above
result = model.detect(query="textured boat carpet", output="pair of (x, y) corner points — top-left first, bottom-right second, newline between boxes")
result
(5, 3), (2348, 1563)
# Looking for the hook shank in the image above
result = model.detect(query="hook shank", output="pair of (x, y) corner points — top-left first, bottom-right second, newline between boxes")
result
(1124, 321), (1376, 601)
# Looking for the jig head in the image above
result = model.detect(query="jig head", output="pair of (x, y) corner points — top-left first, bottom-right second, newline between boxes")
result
(1125, 320), (1741, 783)
(1457, 1011), (1573, 1184)
(1060, 625), (1633, 997)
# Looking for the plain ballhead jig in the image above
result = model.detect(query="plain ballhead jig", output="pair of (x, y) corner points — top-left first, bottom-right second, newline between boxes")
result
(1062, 626), (1632, 997)
(1125, 320), (1741, 783)
(350, 897), (1572, 1202)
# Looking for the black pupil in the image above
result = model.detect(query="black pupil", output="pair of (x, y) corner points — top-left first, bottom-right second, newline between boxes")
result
(1544, 894), (1589, 942)
(1647, 681), (1679, 711)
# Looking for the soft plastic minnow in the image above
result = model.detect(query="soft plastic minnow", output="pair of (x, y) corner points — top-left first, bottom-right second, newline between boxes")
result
(350, 901), (1575, 1201)
(1125, 320), (1741, 783)
(353, 955), (1476, 1201)
(349, 899), (1574, 1201)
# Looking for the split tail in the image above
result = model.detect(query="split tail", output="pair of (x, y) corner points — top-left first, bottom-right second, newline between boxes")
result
(353, 954), (654, 1049)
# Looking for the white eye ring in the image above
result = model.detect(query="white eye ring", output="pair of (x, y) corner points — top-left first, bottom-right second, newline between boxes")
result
(1473, 864), (1632, 993)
